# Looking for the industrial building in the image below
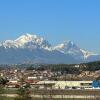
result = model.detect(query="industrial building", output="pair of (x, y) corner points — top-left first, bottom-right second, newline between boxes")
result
(36, 81), (93, 89)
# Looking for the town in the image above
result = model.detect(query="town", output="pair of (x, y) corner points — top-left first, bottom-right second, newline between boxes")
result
(0, 62), (100, 90)
(0, 62), (100, 100)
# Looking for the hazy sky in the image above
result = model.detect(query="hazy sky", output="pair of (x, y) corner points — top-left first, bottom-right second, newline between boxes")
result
(0, 0), (100, 53)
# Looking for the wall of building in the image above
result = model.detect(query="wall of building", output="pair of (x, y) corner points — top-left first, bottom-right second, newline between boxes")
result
(37, 81), (93, 89)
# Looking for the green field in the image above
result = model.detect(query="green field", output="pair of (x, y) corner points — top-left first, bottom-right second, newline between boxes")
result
(4, 88), (100, 95)
(1, 89), (100, 100)
(0, 97), (99, 100)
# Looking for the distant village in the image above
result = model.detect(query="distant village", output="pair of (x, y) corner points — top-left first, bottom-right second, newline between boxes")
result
(0, 61), (100, 89)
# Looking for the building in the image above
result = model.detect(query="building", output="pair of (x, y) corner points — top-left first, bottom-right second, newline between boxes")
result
(36, 81), (93, 89)
(92, 80), (100, 88)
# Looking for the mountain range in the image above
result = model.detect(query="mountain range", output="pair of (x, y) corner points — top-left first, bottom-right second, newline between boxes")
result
(0, 33), (99, 64)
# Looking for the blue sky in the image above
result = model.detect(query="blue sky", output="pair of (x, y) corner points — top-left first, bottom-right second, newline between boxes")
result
(0, 0), (100, 53)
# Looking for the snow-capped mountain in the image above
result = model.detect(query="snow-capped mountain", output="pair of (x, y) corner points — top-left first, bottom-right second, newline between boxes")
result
(0, 34), (77, 64)
(1, 33), (51, 49)
(0, 33), (99, 64)
(53, 41), (100, 62)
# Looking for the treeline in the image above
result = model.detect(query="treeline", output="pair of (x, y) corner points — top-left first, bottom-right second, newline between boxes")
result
(0, 61), (100, 74)
(26, 61), (100, 74)
(25, 61), (100, 75)
(35, 64), (80, 74)
(84, 61), (100, 71)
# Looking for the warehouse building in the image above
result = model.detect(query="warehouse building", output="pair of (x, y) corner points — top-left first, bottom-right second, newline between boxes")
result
(36, 81), (93, 89)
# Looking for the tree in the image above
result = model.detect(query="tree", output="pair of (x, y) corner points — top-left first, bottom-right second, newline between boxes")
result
(0, 77), (8, 100)
(0, 77), (9, 86)
(0, 85), (6, 100)
(15, 84), (32, 100)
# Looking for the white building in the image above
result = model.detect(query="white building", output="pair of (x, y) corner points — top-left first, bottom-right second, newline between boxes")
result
(36, 81), (92, 89)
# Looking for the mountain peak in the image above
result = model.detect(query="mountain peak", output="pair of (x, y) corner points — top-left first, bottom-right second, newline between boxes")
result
(0, 33), (51, 49)
(15, 33), (38, 42)
(54, 40), (78, 50)
(24, 33), (39, 39)
(64, 40), (78, 47)
(53, 40), (98, 60)
(0, 33), (99, 64)
(25, 33), (33, 37)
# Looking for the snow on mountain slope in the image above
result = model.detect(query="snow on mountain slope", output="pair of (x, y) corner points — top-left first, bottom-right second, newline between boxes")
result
(0, 33), (99, 64)
(0, 34), (77, 64)
(1, 33), (51, 49)
(53, 40), (99, 61)
(80, 49), (98, 59)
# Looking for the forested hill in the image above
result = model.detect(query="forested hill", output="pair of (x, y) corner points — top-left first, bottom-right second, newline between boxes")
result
(0, 61), (100, 74)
